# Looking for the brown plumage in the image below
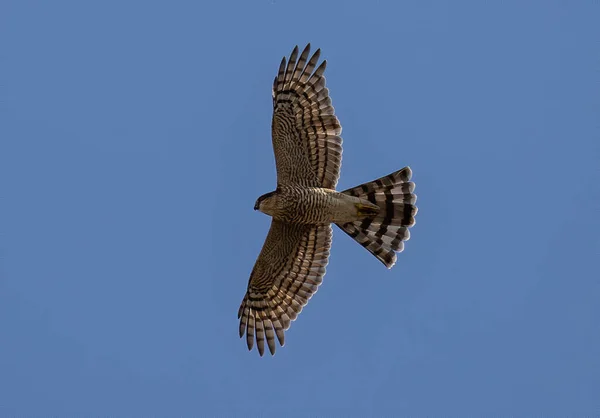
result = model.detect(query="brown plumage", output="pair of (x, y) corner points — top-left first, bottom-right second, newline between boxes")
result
(238, 45), (418, 356)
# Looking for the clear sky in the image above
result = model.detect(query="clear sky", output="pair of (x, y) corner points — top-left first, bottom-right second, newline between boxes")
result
(2, 0), (599, 416)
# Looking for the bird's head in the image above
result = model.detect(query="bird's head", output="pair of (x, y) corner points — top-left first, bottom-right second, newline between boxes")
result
(254, 190), (278, 215)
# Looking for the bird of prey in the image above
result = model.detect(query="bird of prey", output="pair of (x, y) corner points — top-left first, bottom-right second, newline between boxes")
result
(238, 44), (418, 356)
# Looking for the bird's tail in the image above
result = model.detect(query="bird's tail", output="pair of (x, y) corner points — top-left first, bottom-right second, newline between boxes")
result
(336, 167), (418, 268)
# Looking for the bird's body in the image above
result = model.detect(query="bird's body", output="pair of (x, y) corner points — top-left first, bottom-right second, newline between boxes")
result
(238, 44), (418, 356)
(256, 186), (378, 225)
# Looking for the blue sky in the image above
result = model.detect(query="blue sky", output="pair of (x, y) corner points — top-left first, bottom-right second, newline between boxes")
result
(2, 0), (599, 416)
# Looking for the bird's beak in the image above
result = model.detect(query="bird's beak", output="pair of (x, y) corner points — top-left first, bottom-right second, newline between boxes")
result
(254, 203), (259, 211)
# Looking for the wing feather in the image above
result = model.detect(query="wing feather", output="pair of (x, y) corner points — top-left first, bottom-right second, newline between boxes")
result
(271, 44), (343, 189)
(238, 220), (332, 356)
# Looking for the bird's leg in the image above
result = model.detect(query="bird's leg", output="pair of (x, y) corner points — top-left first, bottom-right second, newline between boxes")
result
(355, 201), (379, 217)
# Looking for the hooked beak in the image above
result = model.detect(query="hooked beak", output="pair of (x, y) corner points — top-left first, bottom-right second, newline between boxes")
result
(254, 202), (259, 211)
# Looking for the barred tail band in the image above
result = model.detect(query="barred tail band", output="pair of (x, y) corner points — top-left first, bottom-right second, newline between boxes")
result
(337, 167), (418, 268)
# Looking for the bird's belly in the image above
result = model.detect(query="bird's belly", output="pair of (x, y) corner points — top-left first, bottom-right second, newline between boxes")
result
(281, 188), (358, 225)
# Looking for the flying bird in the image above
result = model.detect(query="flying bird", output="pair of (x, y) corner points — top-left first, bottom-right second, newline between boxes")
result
(238, 44), (418, 356)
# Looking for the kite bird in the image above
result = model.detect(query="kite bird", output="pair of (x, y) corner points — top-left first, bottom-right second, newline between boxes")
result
(238, 44), (418, 356)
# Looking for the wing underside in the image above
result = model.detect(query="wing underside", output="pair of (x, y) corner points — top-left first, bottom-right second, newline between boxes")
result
(271, 44), (343, 189)
(238, 220), (332, 356)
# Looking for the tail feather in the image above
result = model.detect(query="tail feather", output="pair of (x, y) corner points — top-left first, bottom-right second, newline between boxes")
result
(336, 167), (418, 268)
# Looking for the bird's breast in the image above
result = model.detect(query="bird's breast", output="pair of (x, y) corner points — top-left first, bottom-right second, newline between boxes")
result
(274, 187), (356, 225)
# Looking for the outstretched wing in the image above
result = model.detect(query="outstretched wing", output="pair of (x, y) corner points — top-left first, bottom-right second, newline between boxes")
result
(271, 44), (343, 189)
(238, 220), (332, 356)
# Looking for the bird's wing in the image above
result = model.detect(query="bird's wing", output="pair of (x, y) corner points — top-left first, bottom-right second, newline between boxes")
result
(238, 220), (332, 356)
(271, 44), (343, 189)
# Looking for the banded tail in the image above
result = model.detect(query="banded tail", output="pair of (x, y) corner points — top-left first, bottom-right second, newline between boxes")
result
(336, 167), (418, 268)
